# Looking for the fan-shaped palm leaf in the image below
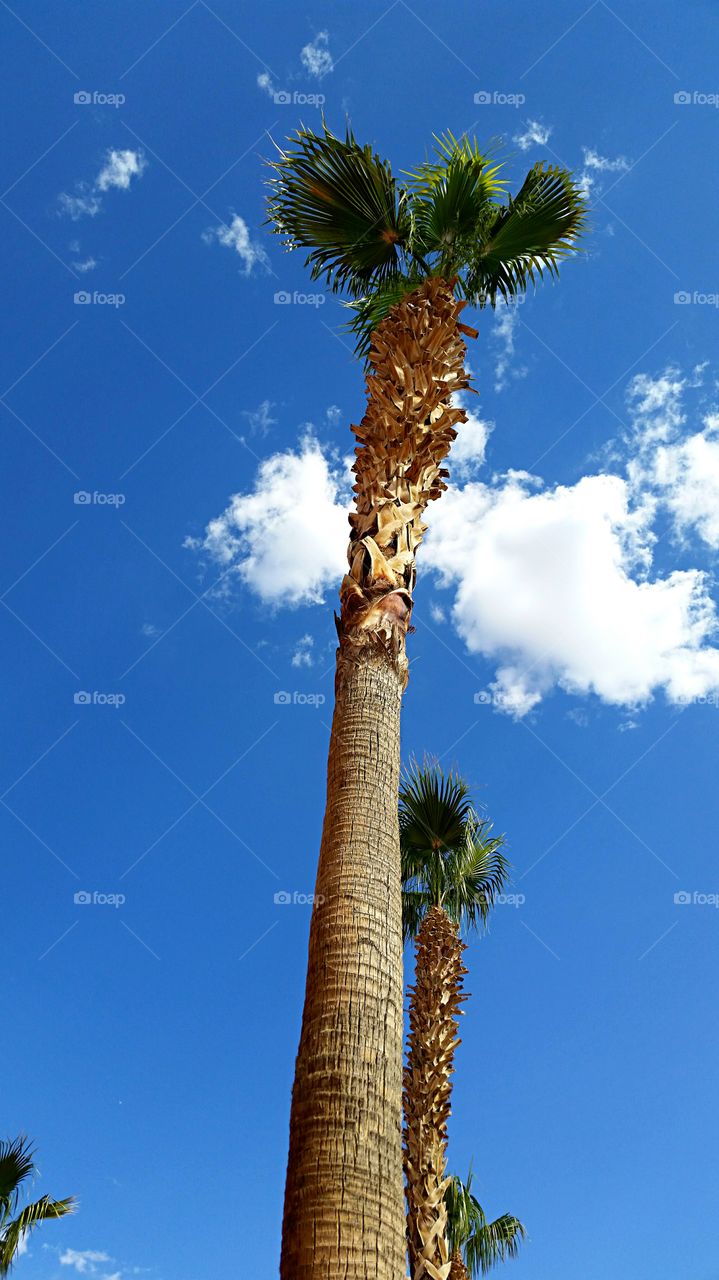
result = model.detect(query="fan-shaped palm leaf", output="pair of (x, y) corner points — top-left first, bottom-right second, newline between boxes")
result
(399, 759), (510, 943)
(446, 1171), (525, 1276)
(266, 121), (410, 296)
(0, 1138), (75, 1275)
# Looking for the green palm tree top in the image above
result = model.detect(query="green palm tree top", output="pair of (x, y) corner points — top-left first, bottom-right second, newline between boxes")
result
(446, 1170), (526, 1276)
(0, 1137), (76, 1275)
(399, 760), (510, 943)
(265, 122), (587, 352)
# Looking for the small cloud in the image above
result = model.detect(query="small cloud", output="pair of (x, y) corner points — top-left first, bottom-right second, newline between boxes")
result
(513, 119), (552, 151)
(257, 70), (277, 99)
(291, 634), (315, 667)
(578, 147), (630, 199)
(300, 30), (333, 79)
(326, 404), (342, 426)
(618, 719), (638, 732)
(72, 255), (98, 273)
(141, 622), (160, 638)
(96, 149), (147, 191)
(59, 148), (146, 219)
(202, 214), (269, 275)
(491, 307), (527, 393)
(430, 603), (446, 625)
(567, 707), (589, 727)
(61, 1250), (111, 1274)
(242, 399), (276, 436)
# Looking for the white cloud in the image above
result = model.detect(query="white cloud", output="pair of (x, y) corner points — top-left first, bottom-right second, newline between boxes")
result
(61, 1250), (111, 1273)
(257, 71), (277, 99)
(72, 256), (98, 273)
(491, 307), (526, 393)
(96, 149), (146, 192)
(627, 369), (719, 549)
(326, 404), (342, 426)
(300, 31), (333, 78)
(59, 148), (146, 219)
(430, 603), (446, 624)
(578, 147), (630, 198)
(242, 399), (276, 436)
(449, 401), (492, 476)
(185, 434), (350, 606)
(421, 467), (719, 714)
(513, 119), (552, 151)
(291, 634), (315, 667)
(202, 215), (269, 275)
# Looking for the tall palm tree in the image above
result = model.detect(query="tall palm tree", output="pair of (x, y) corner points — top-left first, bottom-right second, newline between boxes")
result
(445, 1171), (525, 1279)
(400, 761), (510, 1280)
(267, 122), (586, 1280)
(0, 1137), (75, 1273)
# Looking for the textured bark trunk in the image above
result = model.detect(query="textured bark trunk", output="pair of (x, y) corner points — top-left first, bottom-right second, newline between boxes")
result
(448, 1249), (470, 1280)
(281, 279), (474, 1279)
(281, 634), (406, 1280)
(404, 907), (467, 1280)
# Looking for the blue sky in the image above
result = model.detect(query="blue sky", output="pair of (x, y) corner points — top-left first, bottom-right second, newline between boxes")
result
(2, 1), (719, 1277)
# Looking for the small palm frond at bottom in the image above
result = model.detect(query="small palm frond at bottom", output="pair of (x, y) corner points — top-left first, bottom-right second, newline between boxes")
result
(446, 1173), (525, 1276)
(0, 1196), (76, 1274)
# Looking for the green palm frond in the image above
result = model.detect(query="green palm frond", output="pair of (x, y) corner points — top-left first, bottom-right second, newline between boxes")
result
(0, 1138), (75, 1275)
(399, 759), (510, 942)
(265, 124), (587, 353)
(467, 162), (587, 305)
(0, 1139), (34, 1218)
(0, 1197), (76, 1274)
(446, 1171), (525, 1276)
(265, 121), (409, 296)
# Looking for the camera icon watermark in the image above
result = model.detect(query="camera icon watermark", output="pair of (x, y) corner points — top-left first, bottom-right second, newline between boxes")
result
(274, 889), (325, 905)
(74, 89), (125, 108)
(673, 290), (719, 307)
(273, 290), (325, 307)
(74, 290), (125, 307)
(273, 89), (325, 107)
(674, 889), (719, 906)
(674, 89), (719, 107)
(473, 89), (525, 107)
(74, 690), (126, 707)
(74, 490), (125, 506)
(74, 889), (126, 907)
(274, 690), (325, 707)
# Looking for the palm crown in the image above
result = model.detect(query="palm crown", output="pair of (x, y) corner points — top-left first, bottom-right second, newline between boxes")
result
(266, 122), (587, 352)
(445, 1170), (525, 1276)
(0, 1137), (75, 1274)
(399, 760), (510, 943)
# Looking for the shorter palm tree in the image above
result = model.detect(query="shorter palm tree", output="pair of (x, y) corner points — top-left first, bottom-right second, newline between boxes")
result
(0, 1137), (75, 1273)
(400, 760), (511, 1280)
(445, 1171), (525, 1278)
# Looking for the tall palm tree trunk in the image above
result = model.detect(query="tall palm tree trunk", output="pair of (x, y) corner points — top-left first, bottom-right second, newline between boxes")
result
(404, 906), (468, 1280)
(281, 279), (473, 1280)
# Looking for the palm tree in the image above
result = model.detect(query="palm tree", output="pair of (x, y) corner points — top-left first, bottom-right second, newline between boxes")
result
(266, 122), (586, 1280)
(445, 1171), (525, 1279)
(400, 761), (510, 1280)
(0, 1137), (75, 1273)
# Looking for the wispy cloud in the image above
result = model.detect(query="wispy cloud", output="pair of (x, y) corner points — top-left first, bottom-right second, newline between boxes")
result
(491, 307), (527, 393)
(59, 148), (146, 220)
(60, 1249), (112, 1274)
(300, 30), (333, 78)
(513, 119), (552, 151)
(202, 215), (269, 275)
(578, 147), (630, 198)
(291, 634), (315, 667)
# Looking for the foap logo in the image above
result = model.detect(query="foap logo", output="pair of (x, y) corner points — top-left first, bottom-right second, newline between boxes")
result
(474, 690), (516, 711)
(473, 89), (526, 107)
(74, 89), (125, 108)
(674, 890), (719, 907)
(274, 890), (325, 906)
(273, 89), (325, 107)
(674, 290), (719, 307)
(494, 892), (526, 908)
(674, 90), (719, 107)
(74, 889), (126, 907)
(274, 690), (326, 707)
(74, 490), (126, 506)
(273, 290), (325, 307)
(74, 690), (126, 707)
(74, 290), (125, 307)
